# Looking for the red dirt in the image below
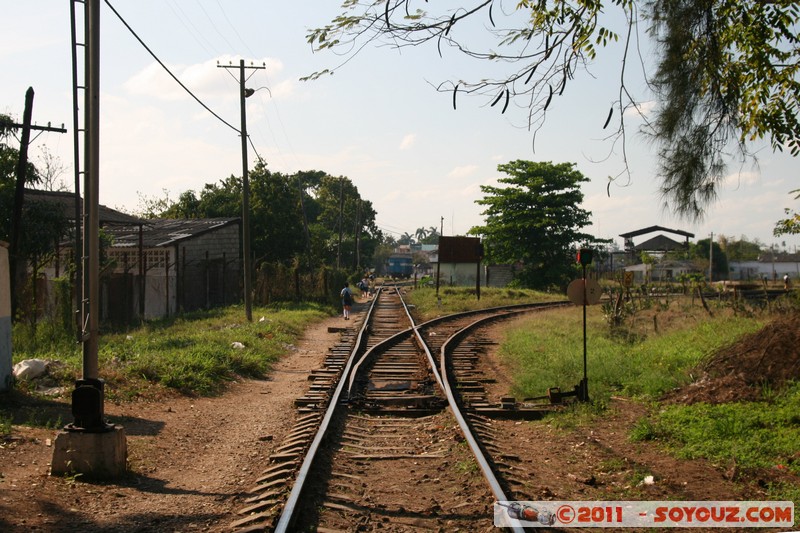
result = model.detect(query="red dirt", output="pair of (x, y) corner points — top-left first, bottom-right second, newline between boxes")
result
(1, 311), (798, 531)
(663, 312), (800, 405)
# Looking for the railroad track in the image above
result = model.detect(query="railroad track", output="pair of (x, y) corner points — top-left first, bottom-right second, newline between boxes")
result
(231, 288), (569, 532)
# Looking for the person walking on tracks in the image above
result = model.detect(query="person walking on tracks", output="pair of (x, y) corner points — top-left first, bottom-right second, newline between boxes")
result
(340, 282), (354, 320)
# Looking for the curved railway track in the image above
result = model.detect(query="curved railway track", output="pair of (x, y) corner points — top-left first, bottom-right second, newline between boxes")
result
(230, 287), (569, 532)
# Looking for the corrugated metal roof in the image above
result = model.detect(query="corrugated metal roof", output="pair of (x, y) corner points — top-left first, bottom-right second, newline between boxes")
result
(619, 225), (694, 239)
(633, 234), (687, 252)
(106, 218), (240, 248)
(23, 188), (145, 225)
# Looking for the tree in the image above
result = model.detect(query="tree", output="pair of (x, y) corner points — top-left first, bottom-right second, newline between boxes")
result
(153, 166), (382, 271)
(397, 232), (414, 246)
(307, 1), (800, 219)
(35, 147), (68, 192)
(1, 118), (67, 320)
(421, 226), (440, 245)
(691, 238), (729, 279)
(718, 234), (763, 261)
(774, 189), (800, 236)
(469, 160), (597, 289)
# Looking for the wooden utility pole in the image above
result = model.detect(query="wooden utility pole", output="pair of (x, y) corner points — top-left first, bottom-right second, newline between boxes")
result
(7, 88), (66, 317)
(337, 177), (344, 269)
(354, 200), (361, 270)
(435, 216), (443, 302)
(217, 60), (264, 322)
(708, 232), (713, 282)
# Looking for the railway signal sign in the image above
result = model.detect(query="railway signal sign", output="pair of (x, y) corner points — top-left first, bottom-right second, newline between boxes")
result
(567, 278), (602, 305)
(572, 248), (595, 402)
(624, 271), (634, 287)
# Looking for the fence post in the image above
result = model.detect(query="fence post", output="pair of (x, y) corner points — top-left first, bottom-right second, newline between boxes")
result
(0, 243), (11, 391)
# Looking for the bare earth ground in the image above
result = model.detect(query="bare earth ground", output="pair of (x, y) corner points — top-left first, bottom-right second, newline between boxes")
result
(1, 310), (798, 532)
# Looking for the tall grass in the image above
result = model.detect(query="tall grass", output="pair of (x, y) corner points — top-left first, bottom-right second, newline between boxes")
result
(637, 383), (800, 475)
(499, 306), (765, 401)
(407, 285), (564, 321)
(11, 303), (333, 397)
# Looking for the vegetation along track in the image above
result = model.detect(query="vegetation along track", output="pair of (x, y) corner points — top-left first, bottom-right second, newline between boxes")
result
(230, 287), (569, 531)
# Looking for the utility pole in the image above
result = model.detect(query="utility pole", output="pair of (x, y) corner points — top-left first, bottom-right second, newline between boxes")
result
(708, 232), (713, 282)
(217, 59), (264, 322)
(354, 200), (362, 270)
(337, 177), (344, 269)
(7, 88), (66, 317)
(52, 0), (127, 480)
(435, 216), (443, 303)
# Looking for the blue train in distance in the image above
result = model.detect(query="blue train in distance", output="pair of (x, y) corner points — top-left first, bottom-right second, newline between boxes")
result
(386, 253), (413, 278)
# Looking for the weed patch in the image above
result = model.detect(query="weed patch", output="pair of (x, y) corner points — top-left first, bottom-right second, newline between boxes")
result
(407, 286), (563, 321)
(10, 303), (333, 398)
(499, 304), (763, 402)
(646, 384), (800, 475)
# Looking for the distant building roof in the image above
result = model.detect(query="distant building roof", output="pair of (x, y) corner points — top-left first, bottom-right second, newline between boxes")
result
(619, 225), (695, 239)
(23, 188), (144, 225)
(106, 218), (240, 248)
(634, 234), (687, 252)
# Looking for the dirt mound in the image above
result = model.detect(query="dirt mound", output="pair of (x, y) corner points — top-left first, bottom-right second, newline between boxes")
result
(664, 312), (800, 405)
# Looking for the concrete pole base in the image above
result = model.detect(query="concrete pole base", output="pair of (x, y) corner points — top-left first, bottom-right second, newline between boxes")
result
(51, 425), (127, 479)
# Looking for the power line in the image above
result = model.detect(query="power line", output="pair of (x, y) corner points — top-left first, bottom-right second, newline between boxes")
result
(196, 1), (238, 54)
(164, 0), (218, 58)
(247, 135), (264, 165)
(214, 0), (258, 58)
(104, 0), (240, 134)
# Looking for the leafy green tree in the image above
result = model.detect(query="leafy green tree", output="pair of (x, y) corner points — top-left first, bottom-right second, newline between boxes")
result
(307, 1), (800, 218)
(1, 117), (41, 242)
(420, 226), (440, 245)
(691, 238), (729, 279)
(307, 174), (381, 269)
(397, 232), (414, 246)
(154, 166), (382, 271)
(469, 160), (597, 289)
(1, 117), (68, 320)
(719, 234), (763, 261)
(248, 164), (306, 265)
(774, 189), (800, 237)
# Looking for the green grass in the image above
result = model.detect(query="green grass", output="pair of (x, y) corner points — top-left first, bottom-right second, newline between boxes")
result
(0, 412), (12, 436)
(406, 285), (564, 321)
(11, 302), (333, 397)
(632, 383), (800, 475)
(497, 299), (798, 518)
(498, 306), (764, 401)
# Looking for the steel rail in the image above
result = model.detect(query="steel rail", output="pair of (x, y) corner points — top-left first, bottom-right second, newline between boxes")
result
(346, 287), (419, 397)
(277, 293), (564, 532)
(273, 287), (381, 533)
(395, 295), (569, 533)
(437, 313), (527, 533)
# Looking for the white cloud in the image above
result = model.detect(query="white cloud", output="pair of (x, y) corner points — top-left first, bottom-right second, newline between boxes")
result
(459, 182), (483, 197)
(124, 55), (284, 103)
(447, 165), (478, 179)
(399, 134), (416, 150)
(720, 170), (761, 189)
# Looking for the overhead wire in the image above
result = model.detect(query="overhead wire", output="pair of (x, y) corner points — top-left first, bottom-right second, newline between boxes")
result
(165, 0), (218, 58)
(212, 2), (305, 173)
(104, 0), (240, 134)
(248, 136), (264, 165)
(214, 0), (258, 58)
(196, 0), (239, 53)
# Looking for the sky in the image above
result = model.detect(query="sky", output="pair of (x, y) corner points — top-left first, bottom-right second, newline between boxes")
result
(2, 0), (798, 252)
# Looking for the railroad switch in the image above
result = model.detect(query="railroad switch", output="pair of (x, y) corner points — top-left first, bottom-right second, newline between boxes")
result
(546, 381), (589, 404)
